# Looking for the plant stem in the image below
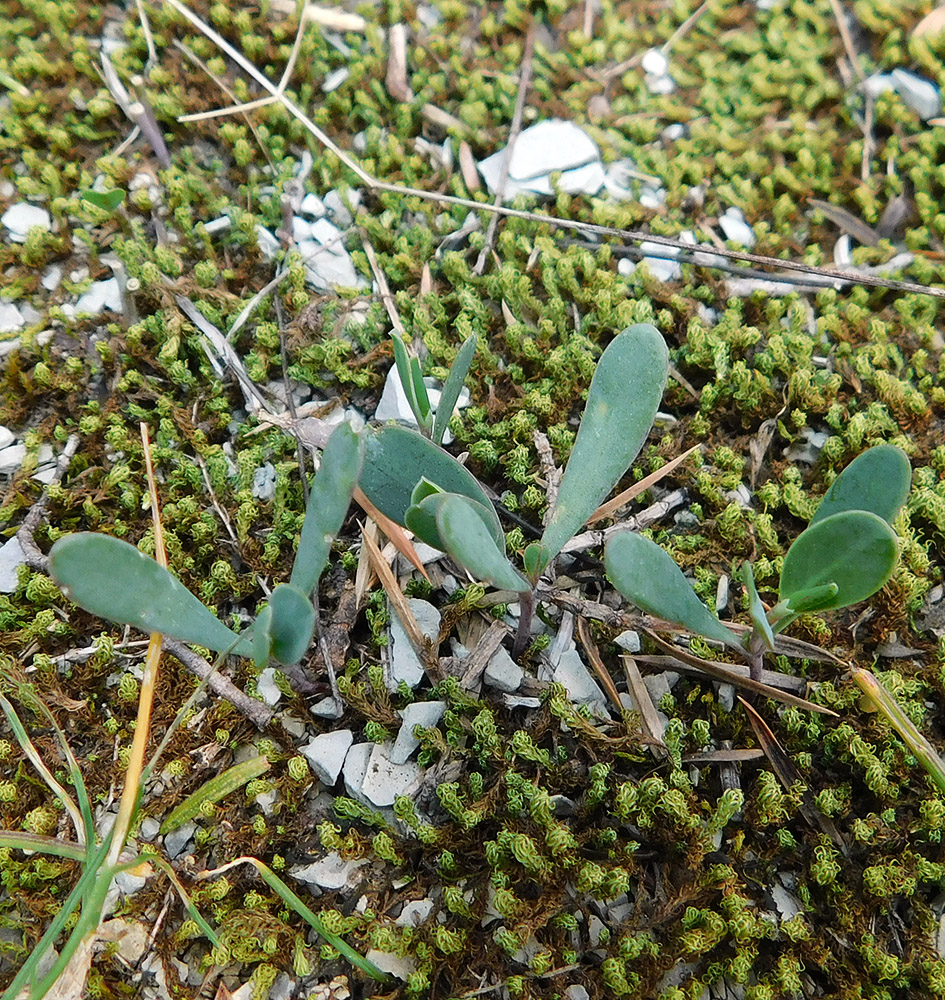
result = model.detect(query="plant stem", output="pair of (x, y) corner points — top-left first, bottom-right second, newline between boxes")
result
(512, 588), (535, 659)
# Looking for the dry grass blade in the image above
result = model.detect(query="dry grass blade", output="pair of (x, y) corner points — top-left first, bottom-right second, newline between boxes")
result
(620, 655), (668, 757)
(574, 616), (623, 713)
(683, 749), (765, 764)
(353, 486), (430, 581)
(808, 198), (879, 245)
(913, 3), (945, 37)
(588, 443), (702, 524)
(359, 521), (443, 682)
(740, 696), (846, 849)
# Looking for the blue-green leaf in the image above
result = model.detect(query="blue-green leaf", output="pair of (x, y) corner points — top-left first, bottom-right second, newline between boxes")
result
(811, 445), (911, 527)
(432, 332), (477, 445)
(361, 425), (503, 547)
(605, 531), (741, 648)
(267, 583), (316, 665)
(780, 510), (899, 612)
(80, 188), (125, 213)
(740, 561), (775, 651)
(290, 422), (363, 595)
(436, 494), (530, 592)
(391, 334), (431, 430)
(406, 491), (500, 554)
(48, 533), (252, 655)
(533, 324), (668, 576)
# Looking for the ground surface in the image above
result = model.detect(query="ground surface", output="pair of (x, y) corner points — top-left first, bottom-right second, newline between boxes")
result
(3, 1), (945, 998)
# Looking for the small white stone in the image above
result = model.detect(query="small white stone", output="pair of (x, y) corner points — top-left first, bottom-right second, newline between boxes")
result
(255, 788), (279, 816)
(41, 265), (62, 291)
(892, 68), (941, 120)
(302, 729), (354, 785)
(342, 741), (374, 804)
(614, 630), (641, 654)
(252, 463), (276, 501)
(138, 816), (161, 841)
(389, 701), (446, 764)
(256, 668), (283, 706)
(255, 225), (281, 260)
(718, 207), (756, 247)
(552, 649), (606, 707)
(641, 47), (669, 76)
(861, 73), (896, 100)
(0, 536), (26, 594)
(483, 646), (524, 693)
(503, 695), (541, 709)
(291, 851), (367, 890)
(322, 67), (350, 93)
(638, 186), (666, 210)
(359, 744), (421, 807)
(300, 193), (327, 217)
(395, 898), (435, 926)
(0, 444), (26, 474)
(98, 918), (150, 961)
(324, 190), (357, 228)
(770, 882), (803, 921)
(0, 303), (24, 333)
(364, 950), (416, 981)
(833, 234), (852, 267)
(0, 426), (13, 450)
(387, 598), (441, 691)
(292, 215), (313, 242)
(163, 820), (196, 859)
(1, 203), (51, 242)
(661, 123), (686, 141)
(566, 987), (590, 1000)
(202, 216), (231, 234)
(645, 74), (677, 95)
(643, 671), (679, 703)
(74, 277), (122, 315)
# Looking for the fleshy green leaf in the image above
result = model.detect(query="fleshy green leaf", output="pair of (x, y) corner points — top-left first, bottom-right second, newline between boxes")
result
(409, 357), (432, 424)
(361, 425), (503, 547)
(410, 476), (444, 507)
(267, 583), (316, 665)
(391, 334), (431, 430)
(436, 494), (530, 592)
(48, 533), (252, 655)
(80, 188), (125, 213)
(250, 604), (273, 668)
(406, 491), (500, 554)
(740, 561), (775, 651)
(534, 324), (669, 576)
(780, 510), (899, 612)
(604, 531), (741, 648)
(432, 332), (477, 445)
(784, 583), (840, 614)
(290, 422), (363, 595)
(811, 444), (911, 526)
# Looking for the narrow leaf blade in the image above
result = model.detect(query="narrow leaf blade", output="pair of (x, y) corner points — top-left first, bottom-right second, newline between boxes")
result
(536, 324), (669, 572)
(605, 531), (741, 648)
(740, 561), (775, 651)
(391, 333), (422, 422)
(361, 425), (503, 547)
(267, 583), (316, 665)
(432, 332), (477, 445)
(290, 422), (363, 594)
(780, 510), (899, 612)
(49, 533), (251, 655)
(436, 494), (529, 592)
(811, 444), (911, 526)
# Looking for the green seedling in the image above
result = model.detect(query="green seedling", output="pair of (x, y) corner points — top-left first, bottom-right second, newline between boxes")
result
(360, 324), (670, 652)
(79, 188), (126, 214)
(604, 444), (911, 682)
(391, 330), (478, 444)
(48, 422), (363, 669)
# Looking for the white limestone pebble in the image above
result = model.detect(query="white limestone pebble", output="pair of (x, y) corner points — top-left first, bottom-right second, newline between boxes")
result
(891, 68), (941, 120)
(364, 950), (416, 981)
(387, 598), (441, 691)
(614, 630), (641, 654)
(0, 536), (27, 594)
(342, 741), (374, 805)
(2, 203), (51, 242)
(42, 265), (62, 291)
(163, 820), (196, 859)
(483, 646), (524, 693)
(255, 667), (283, 706)
(300, 192), (327, 217)
(0, 426), (13, 450)
(389, 701), (446, 764)
(359, 744), (421, 807)
(302, 729), (354, 785)
(74, 277), (122, 315)
(641, 47), (669, 76)
(291, 851), (367, 890)
(0, 443), (26, 474)
(551, 648), (606, 707)
(718, 207), (756, 248)
(395, 898), (435, 927)
(0, 303), (24, 333)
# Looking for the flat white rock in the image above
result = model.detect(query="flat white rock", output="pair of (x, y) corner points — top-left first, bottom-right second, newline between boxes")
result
(861, 73), (896, 100)
(359, 743), (421, 806)
(163, 820), (196, 859)
(389, 700), (446, 764)
(478, 119), (604, 197)
(641, 47), (669, 76)
(365, 950), (416, 981)
(552, 648), (606, 706)
(255, 667), (283, 706)
(291, 851), (367, 890)
(891, 68), (941, 120)
(718, 207), (755, 247)
(375, 369), (470, 442)
(0, 443), (26, 474)
(342, 741), (375, 805)
(645, 74), (677, 95)
(2, 203), (51, 242)
(0, 426), (13, 450)
(302, 729), (354, 785)
(0, 303), (24, 333)
(483, 646), (524, 693)
(0, 536), (27, 593)
(614, 630), (641, 653)
(387, 598), (441, 691)
(74, 277), (122, 315)
(396, 897), (435, 926)
(42, 265), (62, 291)
(300, 192), (327, 217)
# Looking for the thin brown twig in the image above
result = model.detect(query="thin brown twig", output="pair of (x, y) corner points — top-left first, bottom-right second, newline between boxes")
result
(474, 22), (537, 276)
(828, 0), (864, 81)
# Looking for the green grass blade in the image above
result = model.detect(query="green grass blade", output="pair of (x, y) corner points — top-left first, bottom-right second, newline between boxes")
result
(535, 324), (669, 576)
(161, 755), (270, 834)
(811, 445), (911, 527)
(128, 854), (221, 947)
(432, 332), (477, 445)
(605, 532), (741, 649)
(779, 511), (899, 612)
(0, 831), (87, 861)
(290, 422), (363, 595)
(49, 534), (252, 656)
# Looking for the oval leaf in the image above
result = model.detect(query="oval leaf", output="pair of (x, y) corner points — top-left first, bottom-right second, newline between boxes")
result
(432, 332), (477, 445)
(290, 422), (363, 595)
(267, 583), (316, 665)
(535, 324), (669, 575)
(811, 444), (911, 527)
(361, 425), (503, 547)
(49, 533), (252, 655)
(250, 604), (273, 668)
(436, 494), (529, 592)
(780, 510), (899, 612)
(406, 491), (501, 554)
(605, 531), (741, 648)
